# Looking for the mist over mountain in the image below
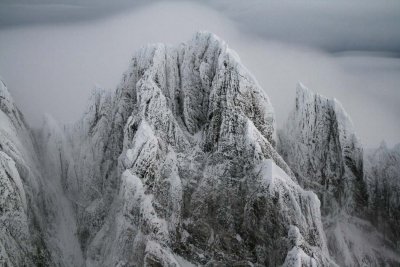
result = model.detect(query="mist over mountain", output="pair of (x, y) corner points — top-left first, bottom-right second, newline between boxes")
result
(0, 32), (399, 266)
(0, 1), (399, 148)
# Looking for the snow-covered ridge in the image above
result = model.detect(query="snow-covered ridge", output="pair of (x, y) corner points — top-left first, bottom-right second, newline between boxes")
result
(38, 32), (328, 266)
(279, 82), (400, 266)
(279, 82), (365, 213)
(69, 31), (325, 266)
(0, 79), (83, 266)
(0, 32), (399, 266)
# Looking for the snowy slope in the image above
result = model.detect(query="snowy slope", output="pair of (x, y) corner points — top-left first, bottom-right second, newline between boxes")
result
(279, 82), (365, 214)
(34, 114), (84, 266)
(0, 78), (49, 266)
(0, 79), (84, 266)
(364, 142), (400, 249)
(0, 150), (31, 266)
(0, 33), (331, 266)
(1, 32), (399, 266)
(64, 32), (330, 266)
(279, 82), (400, 266)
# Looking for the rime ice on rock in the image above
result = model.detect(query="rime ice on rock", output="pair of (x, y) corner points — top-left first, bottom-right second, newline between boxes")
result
(0, 79), (84, 266)
(279, 82), (365, 213)
(71, 32), (330, 266)
(279, 83), (400, 266)
(2, 33), (399, 266)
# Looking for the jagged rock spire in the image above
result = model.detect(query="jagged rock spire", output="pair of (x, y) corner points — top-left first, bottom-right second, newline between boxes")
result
(280, 82), (365, 213)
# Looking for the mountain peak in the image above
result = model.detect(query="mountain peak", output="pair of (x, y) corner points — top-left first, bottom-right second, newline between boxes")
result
(379, 139), (388, 150)
(295, 81), (308, 93)
(278, 83), (400, 266)
(1, 32), (398, 267)
(66, 33), (329, 266)
(280, 82), (364, 211)
(295, 81), (315, 98)
(0, 77), (14, 110)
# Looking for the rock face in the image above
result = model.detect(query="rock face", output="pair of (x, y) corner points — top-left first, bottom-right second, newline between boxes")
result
(0, 32), (399, 266)
(364, 142), (400, 248)
(279, 83), (400, 266)
(279, 83), (366, 214)
(66, 32), (330, 266)
(0, 80), (33, 266)
(0, 80), (84, 266)
(0, 33), (334, 266)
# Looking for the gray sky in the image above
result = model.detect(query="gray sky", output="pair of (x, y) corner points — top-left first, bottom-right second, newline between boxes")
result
(0, 0), (399, 148)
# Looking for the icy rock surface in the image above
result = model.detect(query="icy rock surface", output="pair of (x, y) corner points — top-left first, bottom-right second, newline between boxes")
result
(279, 83), (400, 266)
(62, 32), (329, 266)
(0, 80), (84, 266)
(364, 142), (400, 249)
(0, 151), (31, 266)
(3, 32), (399, 266)
(0, 79), (38, 267)
(279, 82), (365, 214)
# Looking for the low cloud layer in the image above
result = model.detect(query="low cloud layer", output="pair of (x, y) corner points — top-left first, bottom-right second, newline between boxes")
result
(0, 1), (399, 147)
(207, 0), (400, 54)
(1, 0), (400, 54)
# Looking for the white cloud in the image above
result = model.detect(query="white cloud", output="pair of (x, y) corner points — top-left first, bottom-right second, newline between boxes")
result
(0, 1), (398, 147)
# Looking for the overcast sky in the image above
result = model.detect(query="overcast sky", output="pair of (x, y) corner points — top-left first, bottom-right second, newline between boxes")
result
(0, 0), (399, 148)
